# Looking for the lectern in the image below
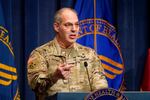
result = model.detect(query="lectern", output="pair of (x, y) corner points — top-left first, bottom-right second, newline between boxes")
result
(45, 92), (150, 100)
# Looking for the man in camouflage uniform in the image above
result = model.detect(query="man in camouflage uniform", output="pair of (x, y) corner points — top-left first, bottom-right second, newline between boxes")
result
(27, 8), (108, 99)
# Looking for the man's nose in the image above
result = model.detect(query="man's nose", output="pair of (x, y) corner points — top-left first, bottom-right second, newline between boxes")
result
(71, 25), (78, 32)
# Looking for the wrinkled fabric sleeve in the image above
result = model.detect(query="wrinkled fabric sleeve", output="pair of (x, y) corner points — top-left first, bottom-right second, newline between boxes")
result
(27, 50), (56, 94)
(90, 50), (108, 90)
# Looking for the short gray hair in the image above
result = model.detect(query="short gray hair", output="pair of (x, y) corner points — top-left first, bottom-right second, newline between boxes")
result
(54, 8), (78, 23)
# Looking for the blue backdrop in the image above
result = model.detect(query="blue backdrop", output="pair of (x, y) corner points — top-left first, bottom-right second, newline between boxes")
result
(0, 0), (149, 99)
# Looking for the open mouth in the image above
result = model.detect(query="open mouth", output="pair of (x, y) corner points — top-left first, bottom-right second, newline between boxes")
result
(69, 34), (77, 39)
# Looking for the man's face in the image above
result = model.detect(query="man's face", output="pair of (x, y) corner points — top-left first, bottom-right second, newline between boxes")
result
(54, 10), (79, 45)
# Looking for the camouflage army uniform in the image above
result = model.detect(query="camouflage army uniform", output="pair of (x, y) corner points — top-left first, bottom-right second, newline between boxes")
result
(27, 38), (108, 97)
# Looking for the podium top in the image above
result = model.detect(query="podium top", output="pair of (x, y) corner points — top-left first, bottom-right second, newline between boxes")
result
(52, 92), (150, 100)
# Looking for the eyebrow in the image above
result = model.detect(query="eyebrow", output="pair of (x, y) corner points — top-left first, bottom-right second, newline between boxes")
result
(64, 21), (79, 24)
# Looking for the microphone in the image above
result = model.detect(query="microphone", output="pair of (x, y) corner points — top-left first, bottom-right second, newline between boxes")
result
(84, 62), (92, 91)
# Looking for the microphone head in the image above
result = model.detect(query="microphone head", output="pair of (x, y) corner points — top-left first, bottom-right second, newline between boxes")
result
(84, 62), (88, 67)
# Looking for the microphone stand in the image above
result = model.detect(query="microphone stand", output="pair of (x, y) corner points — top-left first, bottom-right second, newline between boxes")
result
(84, 62), (92, 92)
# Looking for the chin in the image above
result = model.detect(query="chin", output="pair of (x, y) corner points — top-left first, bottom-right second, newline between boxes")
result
(69, 39), (77, 43)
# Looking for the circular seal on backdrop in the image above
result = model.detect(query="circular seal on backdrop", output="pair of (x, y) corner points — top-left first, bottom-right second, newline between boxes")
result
(85, 88), (127, 100)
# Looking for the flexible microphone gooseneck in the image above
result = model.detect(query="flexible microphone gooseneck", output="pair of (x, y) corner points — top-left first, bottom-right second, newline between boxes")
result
(84, 62), (92, 91)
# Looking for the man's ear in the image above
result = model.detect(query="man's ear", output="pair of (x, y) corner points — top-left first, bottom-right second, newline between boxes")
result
(53, 22), (59, 32)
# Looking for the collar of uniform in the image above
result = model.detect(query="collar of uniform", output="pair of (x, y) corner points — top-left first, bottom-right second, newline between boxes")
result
(53, 38), (78, 55)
